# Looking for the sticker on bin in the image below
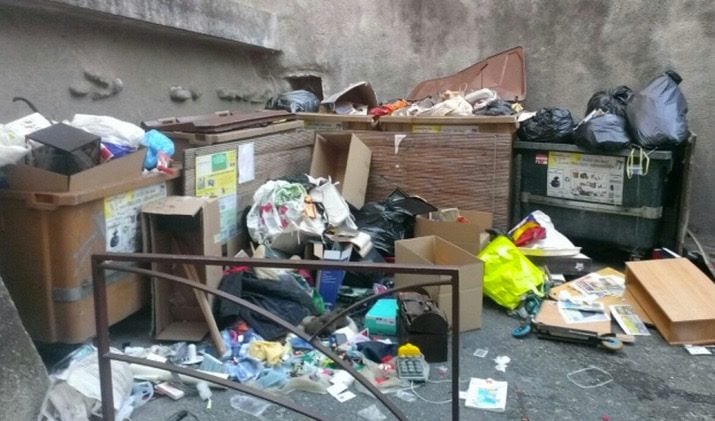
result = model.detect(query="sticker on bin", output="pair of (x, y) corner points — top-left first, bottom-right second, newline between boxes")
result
(535, 153), (548, 165)
(546, 151), (624, 206)
(104, 183), (167, 253)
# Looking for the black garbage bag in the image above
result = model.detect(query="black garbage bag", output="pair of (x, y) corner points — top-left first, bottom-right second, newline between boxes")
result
(626, 71), (688, 149)
(517, 107), (574, 143)
(353, 189), (436, 257)
(215, 270), (318, 340)
(585, 86), (633, 118)
(473, 99), (513, 116)
(265, 89), (320, 113)
(574, 112), (631, 151)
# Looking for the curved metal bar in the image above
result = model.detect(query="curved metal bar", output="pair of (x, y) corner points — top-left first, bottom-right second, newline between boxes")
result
(108, 352), (326, 420)
(307, 281), (453, 341)
(99, 262), (413, 420)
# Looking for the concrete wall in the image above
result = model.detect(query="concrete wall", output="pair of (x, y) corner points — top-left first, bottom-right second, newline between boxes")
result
(0, 0), (712, 253)
(259, 0), (715, 253)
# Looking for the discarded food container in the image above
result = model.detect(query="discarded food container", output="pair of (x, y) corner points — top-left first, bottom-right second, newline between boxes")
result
(0, 165), (179, 343)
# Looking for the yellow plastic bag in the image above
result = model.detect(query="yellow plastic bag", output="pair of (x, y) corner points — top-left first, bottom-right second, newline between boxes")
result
(477, 235), (545, 310)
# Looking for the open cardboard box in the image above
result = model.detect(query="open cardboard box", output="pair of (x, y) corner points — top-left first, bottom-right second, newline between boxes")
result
(141, 196), (223, 341)
(5, 148), (147, 192)
(310, 132), (371, 209)
(415, 209), (493, 254)
(395, 235), (484, 332)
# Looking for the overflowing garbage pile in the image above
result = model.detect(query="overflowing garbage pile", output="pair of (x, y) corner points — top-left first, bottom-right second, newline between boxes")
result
(518, 71), (689, 151)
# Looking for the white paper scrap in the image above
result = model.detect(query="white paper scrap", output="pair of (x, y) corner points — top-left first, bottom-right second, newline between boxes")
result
(684, 345), (712, 356)
(238, 142), (255, 184)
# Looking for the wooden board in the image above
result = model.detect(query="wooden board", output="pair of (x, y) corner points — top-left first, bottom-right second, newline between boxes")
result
(357, 132), (513, 230)
(534, 300), (611, 336)
(165, 120), (304, 146)
(549, 267), (653, 326)
(625, 258), (715, 345)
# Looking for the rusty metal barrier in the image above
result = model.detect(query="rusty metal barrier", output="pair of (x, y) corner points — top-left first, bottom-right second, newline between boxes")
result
(92, 252), (462, 420)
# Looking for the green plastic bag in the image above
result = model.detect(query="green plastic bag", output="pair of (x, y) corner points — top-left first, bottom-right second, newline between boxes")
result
(477, 235), (545, 310)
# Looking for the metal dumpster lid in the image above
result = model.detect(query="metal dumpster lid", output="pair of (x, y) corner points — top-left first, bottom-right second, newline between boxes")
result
(408, 46), (526, 102)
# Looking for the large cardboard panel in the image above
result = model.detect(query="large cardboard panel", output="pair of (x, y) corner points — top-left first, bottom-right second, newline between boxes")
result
(625, 258), (715, 345)
(5, 148), (147, 192)
(310, 133), (371, 209)
(395, 236), (483, 331)
(141, 196), (223, 341)
(415, 210), (493, 255)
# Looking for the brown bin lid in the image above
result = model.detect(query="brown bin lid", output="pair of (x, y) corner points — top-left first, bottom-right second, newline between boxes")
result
(408, 46), (526, 102)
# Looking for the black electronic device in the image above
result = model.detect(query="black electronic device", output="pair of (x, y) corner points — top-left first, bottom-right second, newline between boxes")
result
(397, 291), (448, 362)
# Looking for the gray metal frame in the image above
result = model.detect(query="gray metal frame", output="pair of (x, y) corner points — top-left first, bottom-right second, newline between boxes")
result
(92, 252), (463, 420)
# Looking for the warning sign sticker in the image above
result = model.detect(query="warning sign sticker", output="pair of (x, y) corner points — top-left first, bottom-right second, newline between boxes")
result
(546, 152), (624, 205)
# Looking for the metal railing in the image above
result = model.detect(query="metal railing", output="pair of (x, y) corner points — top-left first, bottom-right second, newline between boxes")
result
(92, 252), (462, 420)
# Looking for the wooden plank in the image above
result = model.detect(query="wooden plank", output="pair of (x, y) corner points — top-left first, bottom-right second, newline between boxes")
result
(625, 258), (715, 344)
(535, 300), (611, 336)
(164, 120), (304, 146)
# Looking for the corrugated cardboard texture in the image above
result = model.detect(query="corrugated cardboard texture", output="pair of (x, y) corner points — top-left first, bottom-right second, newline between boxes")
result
(625, 258), (715, 345)
(395, 236), (483, 331)
(358, 132), (513, 230)
(310, 133), (371, 209)
(415, 210), (493, 255)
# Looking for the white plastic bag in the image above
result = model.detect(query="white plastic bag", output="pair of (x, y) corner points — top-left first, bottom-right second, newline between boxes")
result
(246, 180), (324, 252)
(69, 114), (144, 150)
(0, 112), (51, 167)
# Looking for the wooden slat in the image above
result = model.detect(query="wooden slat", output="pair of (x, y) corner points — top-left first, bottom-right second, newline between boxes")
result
(625, 258), (715, 344)
(358, 132), (513, 230)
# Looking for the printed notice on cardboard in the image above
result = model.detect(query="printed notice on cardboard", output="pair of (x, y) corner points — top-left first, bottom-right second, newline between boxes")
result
(195, 150), (237, 243)
(104, 183), (167, 253)
(238, 142), (255, 184)
(546, 151), (625, 205)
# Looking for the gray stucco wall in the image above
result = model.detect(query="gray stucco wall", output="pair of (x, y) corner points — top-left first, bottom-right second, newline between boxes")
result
(0, 0), (713, 253)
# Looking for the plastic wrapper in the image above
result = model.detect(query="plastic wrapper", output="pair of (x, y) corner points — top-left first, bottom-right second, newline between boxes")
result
(265, 89), (319, 113)
(626, 71), (688, 149)
(477, 235), (545, 310)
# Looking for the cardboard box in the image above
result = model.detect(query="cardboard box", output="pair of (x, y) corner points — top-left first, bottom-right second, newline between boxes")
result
(395, 236), (484, 331)
(415, 210), (493, 255)
(310, 133), (371, 209)
(625, 258), (715, 345)
(365, 298), (397, 336)
(141, 196), (223, 341)
(5, 148), (147, 192)
(309, 241), (353, 311)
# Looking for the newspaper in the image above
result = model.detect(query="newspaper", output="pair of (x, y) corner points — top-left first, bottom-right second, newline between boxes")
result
(558, 306), (611, 324)
(558, 300), (606, 313)
(571, 273), (625, 297)
(610, 305), (650, 335)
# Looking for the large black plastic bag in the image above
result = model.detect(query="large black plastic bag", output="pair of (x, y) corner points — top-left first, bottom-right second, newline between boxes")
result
(574, 112), (631, 151)
(265, 89), (320, 113)
(626, 71), (688, 149)
(517, 107), (575, 143)
(585, 85), (633, 118)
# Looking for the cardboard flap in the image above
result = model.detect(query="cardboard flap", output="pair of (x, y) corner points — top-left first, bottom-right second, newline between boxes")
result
(408, 46), (526, 101)
(343, 134), (371, 209)
(321, 81), (378, 110)
(141, 195), (206, 216)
